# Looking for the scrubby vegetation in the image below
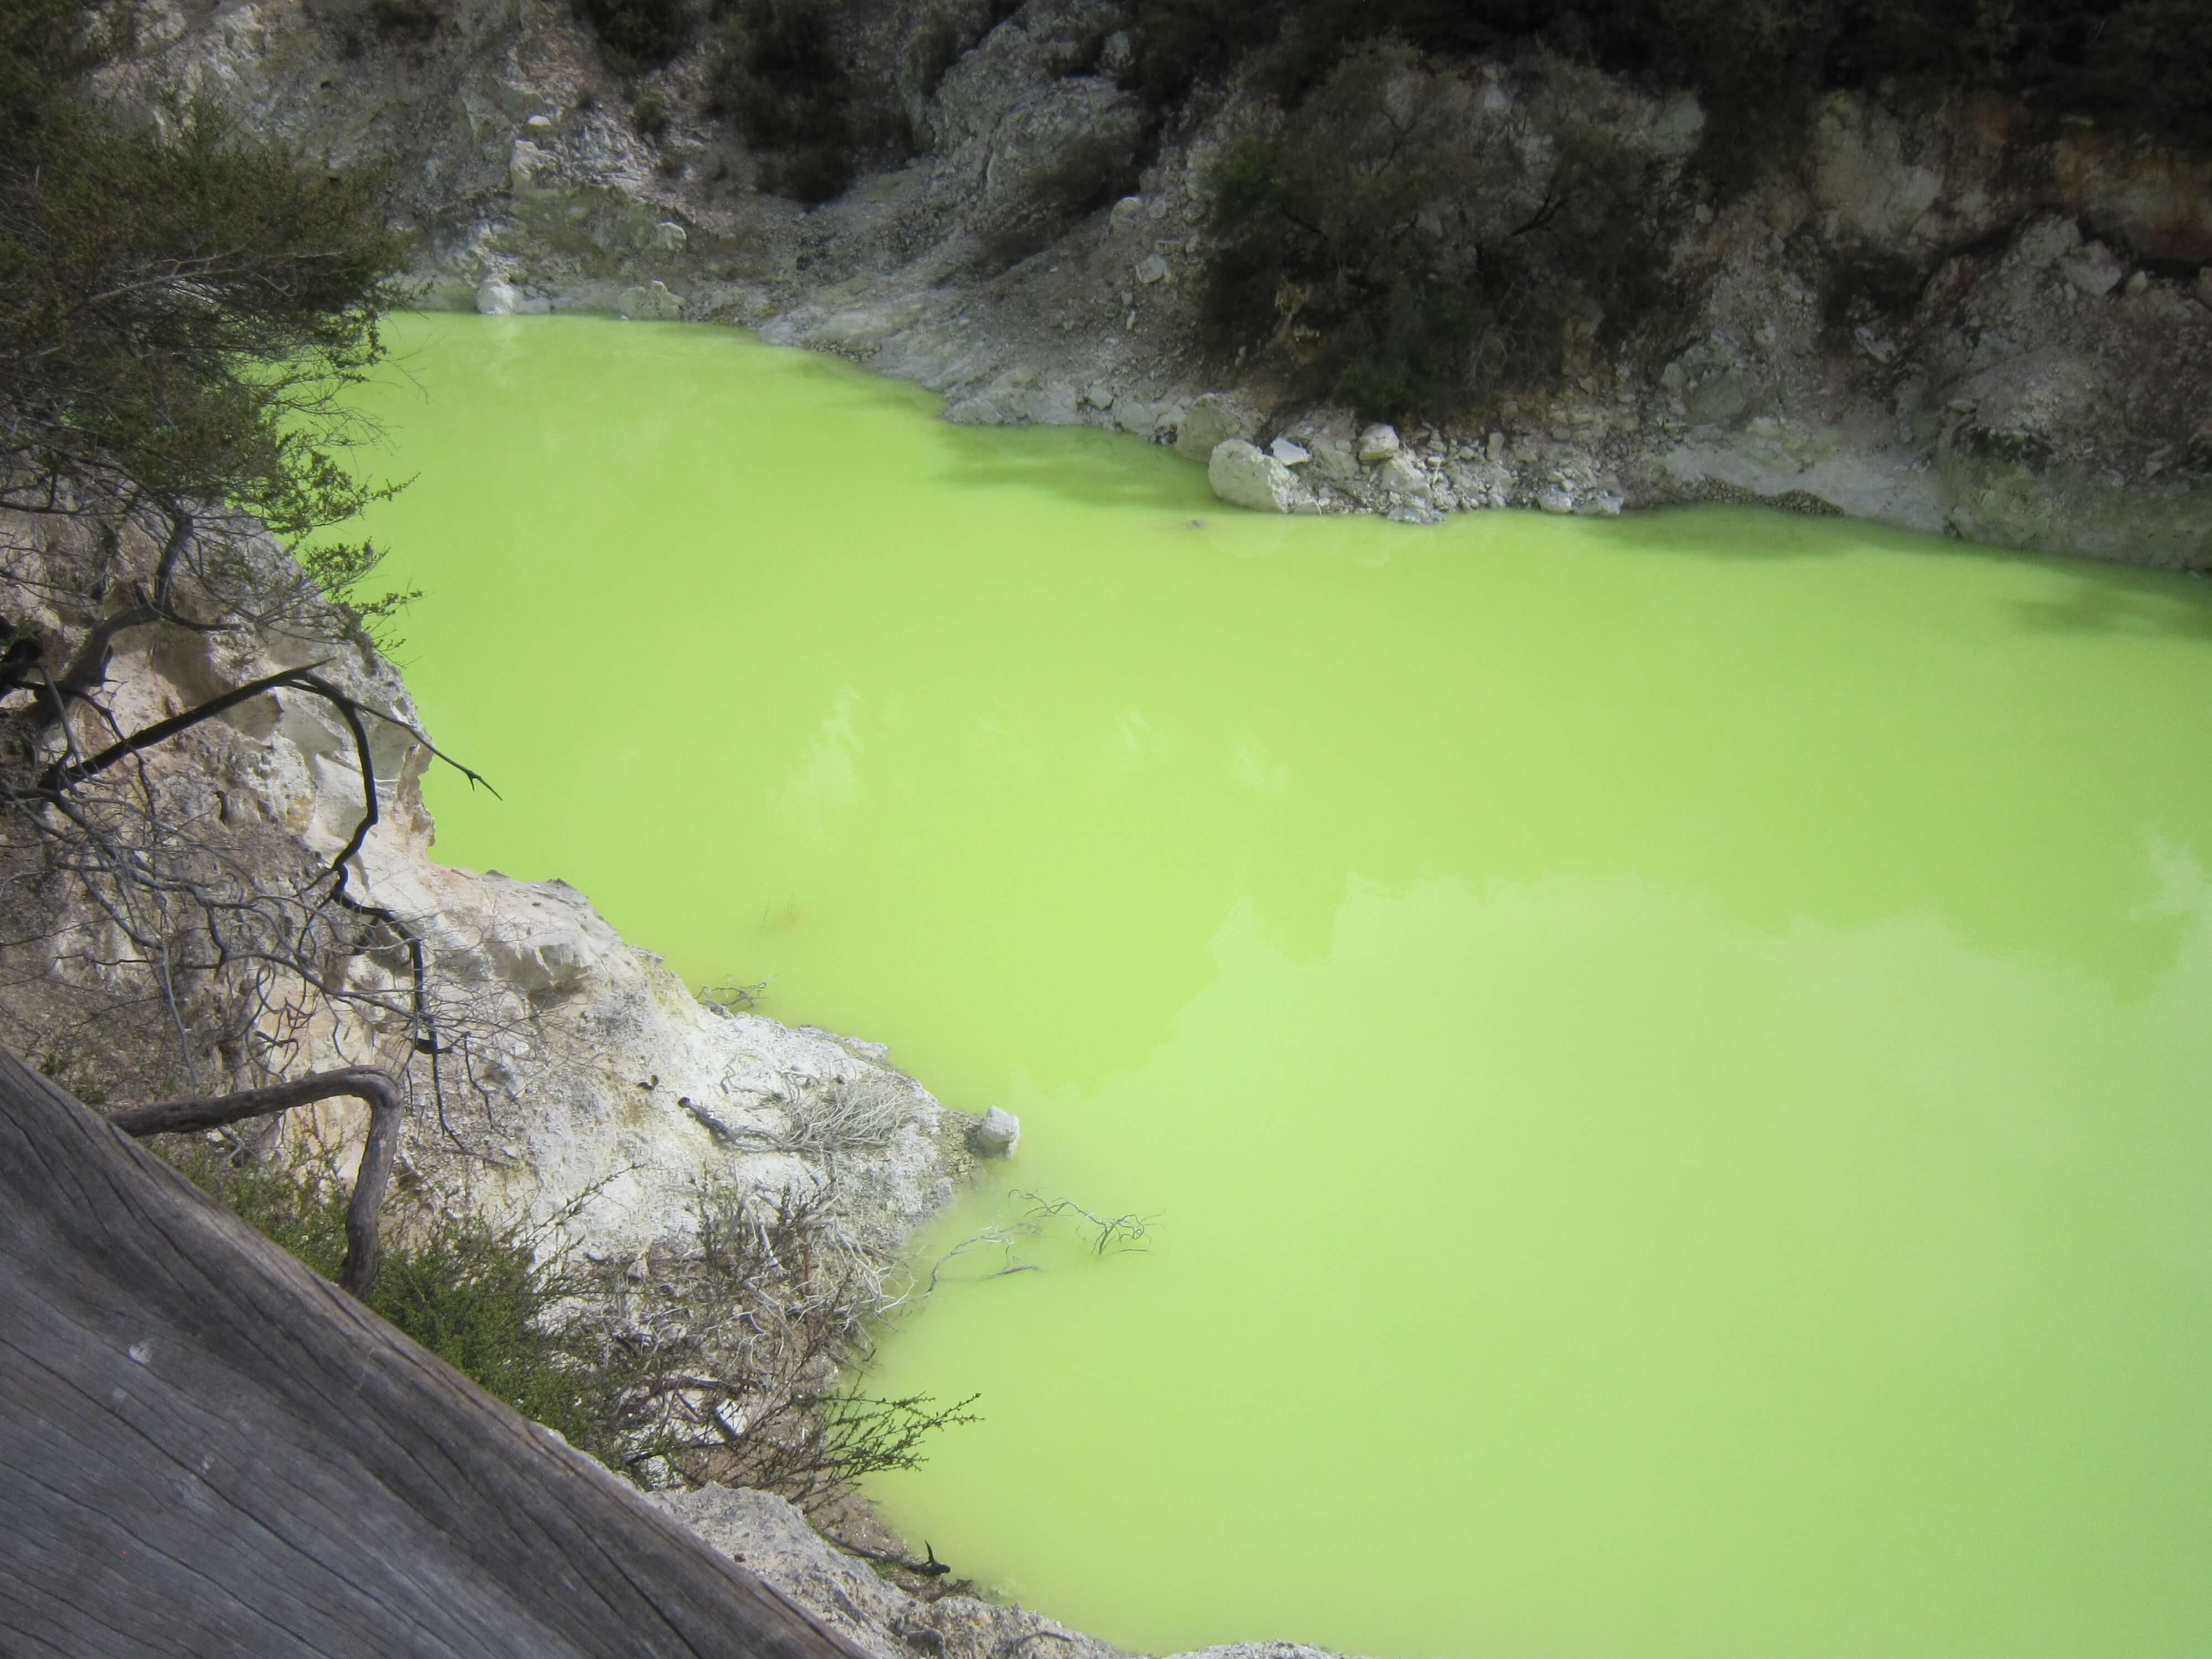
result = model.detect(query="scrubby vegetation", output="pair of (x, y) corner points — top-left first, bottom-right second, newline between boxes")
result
(1199, 45), (1684, 421)
(166, 1139), (974, 1510)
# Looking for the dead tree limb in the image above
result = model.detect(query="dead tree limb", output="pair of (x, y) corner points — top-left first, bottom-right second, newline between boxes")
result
(108, 1066), (401, 1296)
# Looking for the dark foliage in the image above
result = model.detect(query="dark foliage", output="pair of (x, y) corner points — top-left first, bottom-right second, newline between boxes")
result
(0, 7), (410, 541)
(705, 0), (860, 204)
(575, 0), (696, 74)
(367, 0), (445, 42)
(1127, 0), (2212, 165)
(1201, 47), (1685, 422)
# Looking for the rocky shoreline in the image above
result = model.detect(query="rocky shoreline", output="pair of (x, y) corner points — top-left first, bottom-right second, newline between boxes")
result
(109, 0), (2212, 571)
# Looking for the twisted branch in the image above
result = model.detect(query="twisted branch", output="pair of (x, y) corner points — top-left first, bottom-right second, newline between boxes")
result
(111, 1067), (401, 1296)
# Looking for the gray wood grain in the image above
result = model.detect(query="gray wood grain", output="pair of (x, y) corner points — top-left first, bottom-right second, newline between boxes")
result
(0, 1047), (873, 1659)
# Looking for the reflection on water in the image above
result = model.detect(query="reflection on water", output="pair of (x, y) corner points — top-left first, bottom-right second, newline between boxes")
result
(346, 314), (2212, 1659)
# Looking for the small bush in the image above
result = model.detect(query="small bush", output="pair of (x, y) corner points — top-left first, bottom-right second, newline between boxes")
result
(632, 88), (671, 138)
(576, 0), (695, 75)
(168, 1145), (634, 1463)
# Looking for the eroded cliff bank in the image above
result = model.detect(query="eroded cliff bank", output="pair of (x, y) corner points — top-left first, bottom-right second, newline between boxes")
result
(109, 0), (2212, 567)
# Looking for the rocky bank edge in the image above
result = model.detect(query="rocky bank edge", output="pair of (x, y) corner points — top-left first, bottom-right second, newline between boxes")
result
(111, 0), (2212, 567)
(656, 1485), (1358, 1659)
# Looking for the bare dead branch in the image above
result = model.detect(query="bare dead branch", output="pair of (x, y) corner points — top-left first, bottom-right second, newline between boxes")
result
(109, 1066), (401, 1295)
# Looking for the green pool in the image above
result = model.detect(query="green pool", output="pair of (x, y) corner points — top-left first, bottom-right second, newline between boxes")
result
(341, 312), (2212, 1659)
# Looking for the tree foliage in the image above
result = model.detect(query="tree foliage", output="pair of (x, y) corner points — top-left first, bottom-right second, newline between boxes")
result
(1, 8), (410, 540)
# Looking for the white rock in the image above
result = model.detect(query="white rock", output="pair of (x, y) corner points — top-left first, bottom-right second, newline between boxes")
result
(1110, 195), (1146, 233)
(618, 280), (682, 321)
(1375, 454), (1431, 498)
(1208, 439), (1298, 513)
(1537, 488), (1575, 514)
(1175, 392), (1256, 463)
(1269, 436), (1311, 466)
(653, 220), (688, 252)
(473, 278), (520, 315)
(1081, 384), (1115, 410)
(1135, 253), (1169, 285)
(1575, 491), (1626, 517)
(973, 1107), (1022, 1156)
(1357, 424), (1401, 463)
(1309, 440), (1358, 483)
(2058, 242), (2125, 297)
(2015, 214), (2081, 268)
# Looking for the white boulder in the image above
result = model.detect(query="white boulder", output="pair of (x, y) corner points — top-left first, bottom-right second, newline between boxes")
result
(973, 1107), (1022, 1157)
(474, 279), (520, 315)
(1357, 423), (1402, 463)
(618, 280), (683, 321)
(2059, 241), (2126, 297)
(1375, 454), (1432, 499)
(1208, 440), (1301, 513)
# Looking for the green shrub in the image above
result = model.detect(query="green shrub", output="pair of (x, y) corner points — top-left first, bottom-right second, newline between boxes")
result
(169, 1146), (635, 1463)
(633, 87), (671, 138)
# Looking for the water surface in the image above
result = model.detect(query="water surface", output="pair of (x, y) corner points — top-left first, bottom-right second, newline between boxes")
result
(346, 314), (2212, 1659)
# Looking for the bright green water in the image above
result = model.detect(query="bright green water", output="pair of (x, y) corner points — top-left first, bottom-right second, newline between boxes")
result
(346, 314), (2212, 1659)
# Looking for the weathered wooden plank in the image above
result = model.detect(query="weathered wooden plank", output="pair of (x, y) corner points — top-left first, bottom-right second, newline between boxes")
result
(0, 1047), (870, 1659)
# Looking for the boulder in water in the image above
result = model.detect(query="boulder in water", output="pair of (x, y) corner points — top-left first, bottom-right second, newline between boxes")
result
(973, 1106), (1022, 1157)
(474, 278), (520, 315)
(1209, 440), (1300, 514)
